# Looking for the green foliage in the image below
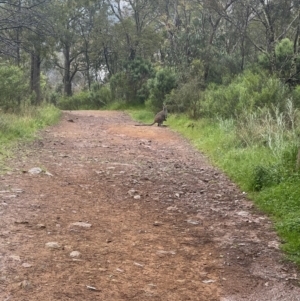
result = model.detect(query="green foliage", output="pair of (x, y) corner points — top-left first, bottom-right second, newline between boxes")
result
(291, 85), (300, 108)
(258, 38), (295, 79)
(0, 65), (28, 111)
(250, 143), (299, 191)
(57, 85), (112, 110)
(202, 70), (288, 119)
(147, 68), (177, 111)
(110, 58), (154, 104)
(167, 79), (201, 117)
(109, 72), (128, 102)
(0, 103), (61, 171)
(250, 164), (283, 191)
(256, 181), (300, 264)
(0, 104), (61, 144)
(235, 99), (299, 149)
(166, 60), (204, 118)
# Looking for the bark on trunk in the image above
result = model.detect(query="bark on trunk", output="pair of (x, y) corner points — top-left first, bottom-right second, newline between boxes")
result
(30, 50), (41, 105)
(63, 44), (72, 96)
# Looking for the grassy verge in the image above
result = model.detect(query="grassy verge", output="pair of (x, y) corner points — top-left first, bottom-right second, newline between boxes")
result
(0, 104), (61, 170)
(128, 108), (300, 266)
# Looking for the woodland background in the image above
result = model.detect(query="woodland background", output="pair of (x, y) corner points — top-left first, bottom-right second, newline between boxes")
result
(1, 0), (300, 266)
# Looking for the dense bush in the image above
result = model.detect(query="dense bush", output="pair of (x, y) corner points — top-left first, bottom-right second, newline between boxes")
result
(0, 65), (28, 111)
(201, 70), (289, 119)
(0, 104), (61, 142)
(147, 68), (177, 111)
(165, 60), (204, 118)
(110, 58), (154, 104)
(57, 84), (112, 110)
(259, 38), (295, 81)
(167, 79), (201, 118)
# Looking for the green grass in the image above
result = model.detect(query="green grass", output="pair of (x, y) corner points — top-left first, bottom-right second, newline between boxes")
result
(128, 108), (156, 123)
(0, 104), (61, 170)
(255, 180), (300, 265)
(128, 108), (300, 266)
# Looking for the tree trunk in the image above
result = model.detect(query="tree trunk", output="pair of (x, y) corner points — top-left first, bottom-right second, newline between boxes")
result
(260, 0), (276, 74)
(63, 44), (72, 96)
(30, 50), (41, 105)
(288, 10), (300, 85)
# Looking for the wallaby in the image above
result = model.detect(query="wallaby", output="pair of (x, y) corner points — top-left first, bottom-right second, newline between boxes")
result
(135, 105), (168, 127)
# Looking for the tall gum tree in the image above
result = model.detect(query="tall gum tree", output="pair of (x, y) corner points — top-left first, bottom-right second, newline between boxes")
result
(107, 0), (160, 62)
(52, 0), (89, 96)
(247, 0), (297, 75)
(0, 0), (53, 104)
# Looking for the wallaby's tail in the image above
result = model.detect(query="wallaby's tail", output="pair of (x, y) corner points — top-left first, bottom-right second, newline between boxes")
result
(135, 122), (155, 126)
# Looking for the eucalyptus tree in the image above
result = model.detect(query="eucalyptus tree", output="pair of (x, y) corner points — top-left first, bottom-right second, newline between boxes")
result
(106, 0), (162, 62)
(77, 1), (107, 89)
(52, 0), (93, 96)
(156, 0), (198, 67)
(246, 0), (297, 76)
(88, 0), (117, 79)
(0, 0), (53, 104)
(0, 0), (50, 60)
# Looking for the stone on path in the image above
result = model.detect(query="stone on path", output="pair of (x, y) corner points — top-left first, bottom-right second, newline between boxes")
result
(45, 242), (61, 249)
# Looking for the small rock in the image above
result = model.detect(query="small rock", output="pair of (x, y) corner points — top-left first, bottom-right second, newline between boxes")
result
(19, 280), (32, 290)
(167, 206), (178, 211)
(3, 194), (17, 199)
(128, 189), (137, 196)
(9, 255), (21, 261)
(37, 224), (46, 229)
(268, 241), (280, 249)
(28, 167), (43, 175)
(71, 222), (92, 228)
(45, 242), (61, 249)
(202, 279), (216, 284)
(87, 285), (98, 291)
(22, 263), (33, 268)
(156, 250), (176, 257)
(186, 219), (199, 225)
(237, 211), (249, 217)
(14, 220), (29, 225)
(70, 251), (81, 258)
(12, 188), (24, 193)
(133, 195), (141, 200)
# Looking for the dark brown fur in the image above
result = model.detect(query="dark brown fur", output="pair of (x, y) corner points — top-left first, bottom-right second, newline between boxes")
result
(135, 106), (168, 127)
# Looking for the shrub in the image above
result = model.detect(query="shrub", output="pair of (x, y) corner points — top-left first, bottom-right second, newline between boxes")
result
(201, 70), (289, 119)
(291, 86), (300, 108)
(166, 79), (201, 118)
(166, 60), (204, 118)
(147, 68), (177, 111)
(57, 85), (112, 110)
(0, 65), (28, 111)
(110, 58), (154, 104)
(259, 38), (294, 80)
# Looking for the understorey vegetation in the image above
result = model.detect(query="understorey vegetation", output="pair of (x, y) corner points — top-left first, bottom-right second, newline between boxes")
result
(1, 0), (300, 265)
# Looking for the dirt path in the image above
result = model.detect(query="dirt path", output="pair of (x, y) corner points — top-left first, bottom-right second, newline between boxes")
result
(0, 110), (299, 301)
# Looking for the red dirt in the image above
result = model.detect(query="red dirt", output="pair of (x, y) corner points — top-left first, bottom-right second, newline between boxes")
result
(0, 110), (299, 301)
